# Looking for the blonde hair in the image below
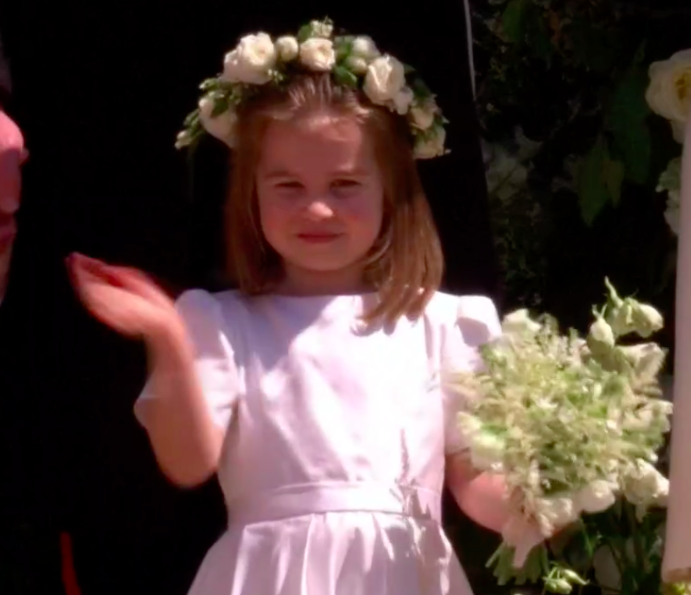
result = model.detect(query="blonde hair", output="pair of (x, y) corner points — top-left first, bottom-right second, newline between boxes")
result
(225, 73), (444, 325)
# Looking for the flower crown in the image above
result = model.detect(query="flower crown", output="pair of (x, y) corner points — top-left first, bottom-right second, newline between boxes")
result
(175, 19), (448, 160)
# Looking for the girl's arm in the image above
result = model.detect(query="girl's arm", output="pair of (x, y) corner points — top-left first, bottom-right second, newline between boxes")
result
(141, 318), (225, 487)
(67, 253), (224, 487)
(445, 451), (510, 533)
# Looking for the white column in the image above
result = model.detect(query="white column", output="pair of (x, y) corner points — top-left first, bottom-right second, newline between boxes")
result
(663, 116), (691, 583)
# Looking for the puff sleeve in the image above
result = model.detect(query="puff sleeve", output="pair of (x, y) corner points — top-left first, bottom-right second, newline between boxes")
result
(442, 295), (501, 455)
(134, 289), (242, 432)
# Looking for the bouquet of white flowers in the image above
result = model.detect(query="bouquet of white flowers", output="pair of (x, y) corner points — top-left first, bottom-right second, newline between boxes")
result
(450, 280), (682, 595)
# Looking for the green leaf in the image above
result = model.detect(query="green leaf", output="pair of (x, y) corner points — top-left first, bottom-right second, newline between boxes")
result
(605, 68), (652, 185)
(297, 24), (312, 43)
(333, 66), (358, 88)
(578, 135), (611, 226)
(502, 0), (529, 43)
(603, 158), (625, 205)
(211, 95), (231, 117)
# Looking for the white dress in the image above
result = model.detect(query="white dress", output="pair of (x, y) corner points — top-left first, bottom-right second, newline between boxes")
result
(136, 290), (500, 595)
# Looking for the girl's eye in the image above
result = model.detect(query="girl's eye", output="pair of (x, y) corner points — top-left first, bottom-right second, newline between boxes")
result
(332, 179), (360, 189)
(277, 181), (302, 190)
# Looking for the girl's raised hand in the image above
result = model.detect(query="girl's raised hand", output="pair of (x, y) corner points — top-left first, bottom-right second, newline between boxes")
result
(67, 253), (180, 340)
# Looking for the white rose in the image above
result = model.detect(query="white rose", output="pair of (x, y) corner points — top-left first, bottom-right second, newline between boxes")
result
(346, 55), (368, 75)
(351, 36), (380, 60)
(363, 55), (406, 104)
(645, 49), (691, 143)
(299, 38), (336, 72)
(414, 126), (446, 159)
(469, 430), (505, 472)
(310, 20), (333, 39)
(275, 36), (299, 62)
(222, 33), (276, 84)
(575, 480), (617, 514)
(198, 96), (237, 148)
(410, 100), (438, 130)
(503, 309), (542, 335)
(391, 86), (414, 115)
(534, 496), (579, 536)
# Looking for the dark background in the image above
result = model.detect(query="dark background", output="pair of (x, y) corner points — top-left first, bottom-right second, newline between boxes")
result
(0, 2), (499, 594)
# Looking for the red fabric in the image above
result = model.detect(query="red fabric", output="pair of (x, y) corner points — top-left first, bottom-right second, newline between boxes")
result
(60, 532), (82, 595)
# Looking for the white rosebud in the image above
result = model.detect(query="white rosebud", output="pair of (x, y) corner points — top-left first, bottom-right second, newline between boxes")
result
(414, 126), (446, 159)
(589, 316), (615, 347)
(351, 36), (380, 60)
(346, 55), (369, 75)
(310, 19), (333, 39)
(275, 36), (299, 62)
(363, 55), (406, 104)
(410, 100), (438, 131)
(645, 49), (691, 143)
(175, 130), (192, 149)
(457, 412), (482, 439)
(575, 480), (617, 514)
(502, 309), (541, 335)
(221, 33), (276, 85)
(198, 96), (237, 148)
(391, 86), (414, 115)
(632, 303), (664, 338)
(299, 38), (336, 72)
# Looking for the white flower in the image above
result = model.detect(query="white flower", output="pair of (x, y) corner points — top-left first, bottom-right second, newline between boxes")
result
(624, 459), (669, 510)
(618, 342), (666, 381)
(351, 36), (380, 61)
(457, 412), (483, 439)
(310, 19), (333, 39)
(198, 96), (237, 147)
(414, 126), (446, 159)
(363, 55), (406, 104)
(391, 86), (414, 115)
(575, 480), (617, 513)
(346, 56), (369, 75)
(502, 309), (542, 335)
(410, 99), (438, 131)
(299, 38), (336, 72)
(589, 316), (615, 346)
(175, 130), (192, 149)
(632, 303), (664, 338)
(534, 496), (579, 536)
(645, 49), (691, 143)
(222, 33), (276, 84)
(275, 36), (299, 62)
(469, 430), (506, 472)
(665, 189), (681, 235)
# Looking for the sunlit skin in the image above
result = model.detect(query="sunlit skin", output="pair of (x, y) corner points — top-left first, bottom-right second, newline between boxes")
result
(0, 110), (27, 298)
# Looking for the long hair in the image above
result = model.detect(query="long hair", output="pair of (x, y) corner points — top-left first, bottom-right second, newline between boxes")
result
(226, 73), (444, 325)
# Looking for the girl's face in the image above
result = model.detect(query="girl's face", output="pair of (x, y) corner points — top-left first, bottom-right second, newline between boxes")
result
(255, 113), (384, 295)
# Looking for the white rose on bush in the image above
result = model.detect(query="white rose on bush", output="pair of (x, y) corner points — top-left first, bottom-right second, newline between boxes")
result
(198, 96), (237, 147)
(275, 36), (299, 62)
(299, 38), (336, 71)
(346, 56), (368, 75)
(364, 55), (406, 104)
(646, 48), (691, 143)
(222, 33), (276, 84)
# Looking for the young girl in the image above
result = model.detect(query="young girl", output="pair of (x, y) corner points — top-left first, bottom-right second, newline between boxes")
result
(67, 20), (516, 595)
